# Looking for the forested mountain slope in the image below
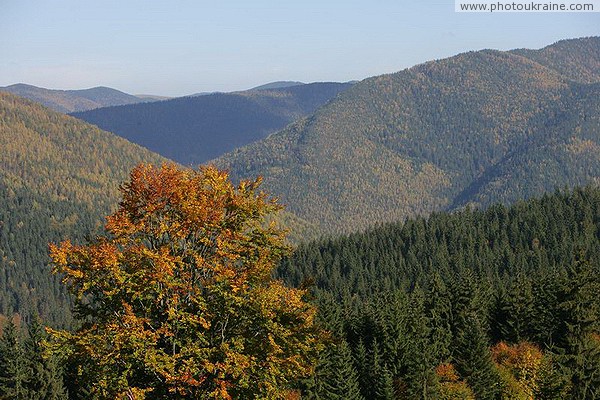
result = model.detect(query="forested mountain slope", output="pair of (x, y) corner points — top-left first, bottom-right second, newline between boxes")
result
(71, 82), (353, 165)
(216, 37), (600, 233)
(452, 81), (600, 208)
(0, 84), (145, 113)
(0, 92), (167, 326)
(278, 186), (600, 398)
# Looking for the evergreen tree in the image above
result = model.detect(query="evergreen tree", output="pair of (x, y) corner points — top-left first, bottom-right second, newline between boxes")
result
(534, 354), (572, 399)
(0, 320), (27, 399)
(370, 339), (395, 400)
(23, 319), (67, 400)
(426, 273), (453, 364)
(402, 288), (439, 399)
(353, 338), (371, 399)
(314, 338), (364, 400)
(454, 314), (502, 400)
(498, 275), (535, 343)
(555, 258), (600, 399)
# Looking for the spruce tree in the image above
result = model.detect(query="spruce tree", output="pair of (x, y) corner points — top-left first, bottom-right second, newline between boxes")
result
(23, 319), (67, 400)
(499, 274), (534, 343)
(370, 339), (395, 400)
(454, 313), (502, 400)
(354, 338), (371, 399)
(555, 258), (600, 399)
(426, 273), (452, 363)
(316, 338), (364, 400)
(0, 320), (27, 399)
(534, 353), (571, 399)
(402, 288), (439, 399)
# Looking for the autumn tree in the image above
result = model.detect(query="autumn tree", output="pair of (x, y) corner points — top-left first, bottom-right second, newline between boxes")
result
(49, 163), (322, 399)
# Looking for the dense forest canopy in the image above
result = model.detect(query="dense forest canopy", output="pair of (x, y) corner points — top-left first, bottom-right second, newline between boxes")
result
(277, 186), (600, 399)
(0, 84), (146, 113)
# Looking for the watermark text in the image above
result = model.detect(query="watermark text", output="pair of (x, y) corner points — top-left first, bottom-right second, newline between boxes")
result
(456, 0), (599, 12)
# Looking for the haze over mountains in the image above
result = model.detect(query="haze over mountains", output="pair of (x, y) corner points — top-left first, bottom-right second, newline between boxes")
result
(215, 37), (600, 233)
(0, 83), (151, 113)
(72, 82), (353, 165)
(250, 81), (305, 90)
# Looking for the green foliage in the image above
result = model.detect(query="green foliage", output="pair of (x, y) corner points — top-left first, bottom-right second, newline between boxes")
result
(310, 338), (364, 400)
(278, 186), (600, 398)
(553, 259), (600, 399)
(0, 321), (27, 399)
(511, 37), (600, 83)
(23, 320), (67, 400)
(370, 339), (395, 400)
(0, 319), (66, 400)
(454, 314), (502, 400)
(534, 354), (572, 399)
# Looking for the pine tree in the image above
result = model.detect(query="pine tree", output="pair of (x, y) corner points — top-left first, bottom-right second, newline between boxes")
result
(498, 275), (534, 343)
(402, 288), (439, 399)
(534, 354), (572, 399)
(354, 338), (371, 399)
(426, 273), (453, 363)
(555, 258), (600, 399)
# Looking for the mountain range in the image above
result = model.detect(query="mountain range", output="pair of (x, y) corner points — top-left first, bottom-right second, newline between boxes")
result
(72, 82), (353, 165)
(215, 37), (600, 233)
(0, 83), (152, 113)
(249, 81), (305, 90)
(1, 36), (599, 322)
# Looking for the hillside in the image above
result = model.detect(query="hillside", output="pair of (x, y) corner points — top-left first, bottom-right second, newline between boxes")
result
(216, 37), (600, 233)
(0, 92), (167, 325)
(71, 82), (353, 165)
(452, 82), (600, 208)
(0, 83), (146, 113)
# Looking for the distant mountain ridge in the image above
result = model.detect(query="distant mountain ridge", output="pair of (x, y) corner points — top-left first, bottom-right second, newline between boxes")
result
(215, 37), (600, 233)
(511, 36), (600, 83)
(0, 83), (154, 113)
(250, 81), (305, 91)
(72, 82), (354, 165)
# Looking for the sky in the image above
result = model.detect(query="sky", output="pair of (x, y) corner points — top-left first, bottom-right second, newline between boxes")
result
(1, 0), (599, 96)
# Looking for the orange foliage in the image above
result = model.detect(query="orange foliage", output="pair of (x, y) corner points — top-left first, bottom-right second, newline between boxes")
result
(49, 163), (322, 399)
(491, 341), (543, 399)
(435, 363), (476, 400)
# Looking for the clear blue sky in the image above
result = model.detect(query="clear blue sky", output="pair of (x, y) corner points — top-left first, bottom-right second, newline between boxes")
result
(1, 0), (598, 96)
